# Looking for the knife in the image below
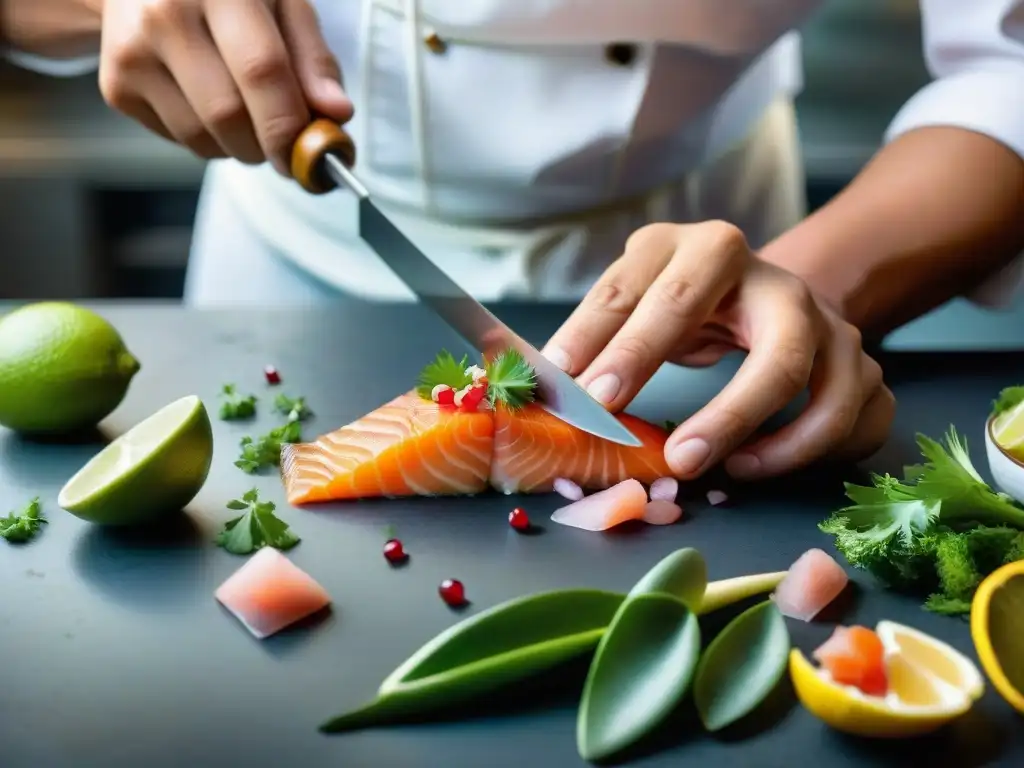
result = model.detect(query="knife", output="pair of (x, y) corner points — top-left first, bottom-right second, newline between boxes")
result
(291, 119), (641, 447)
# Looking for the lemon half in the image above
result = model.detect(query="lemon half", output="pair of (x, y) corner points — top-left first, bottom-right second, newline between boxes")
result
(790, 620), (984, 738)
(971, 561), (1024, 714)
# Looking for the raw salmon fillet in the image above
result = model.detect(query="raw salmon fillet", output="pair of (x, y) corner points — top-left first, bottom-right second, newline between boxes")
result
(281, 392), (495, 503)
(215, 548), (331, 639)
(490, 403), (671, 493)
(281, 394), (671, 504)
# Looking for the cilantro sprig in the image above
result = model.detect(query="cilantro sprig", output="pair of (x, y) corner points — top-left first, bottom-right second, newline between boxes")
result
(818, 426), (1024, 615)
(0, 497), (46, 543)
(991, 385), (1024, 418)
(236, 420), (302, 474)
(484, 349), (536, 409)
(415, 348), (538, 410)
(219, 384), (257, 420)
(416, 350), (473, 400)
(274, 393), (312, 423)
(216, 488), (300, 555)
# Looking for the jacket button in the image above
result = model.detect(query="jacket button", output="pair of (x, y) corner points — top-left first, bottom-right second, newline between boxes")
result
(424, 32), (448, 54)
(605, 43), (637, 66)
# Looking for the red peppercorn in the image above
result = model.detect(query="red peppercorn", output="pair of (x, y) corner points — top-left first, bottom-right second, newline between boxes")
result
(264, 365), (281, 385)
(383, 538), (406, 564)
(439, 578), (466, 606)
(508, 507), (530, 531)
(459, 385), (485, 412)
(436, 387), (455, 406)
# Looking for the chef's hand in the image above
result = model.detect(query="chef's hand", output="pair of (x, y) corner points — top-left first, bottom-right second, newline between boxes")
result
(543, 222), (895, 480)
(97, 0), (352, 175)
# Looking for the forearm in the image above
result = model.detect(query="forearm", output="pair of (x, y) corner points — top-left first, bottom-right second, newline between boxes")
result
(759, 126), (1024, 339)
(2, 0), (102, 59)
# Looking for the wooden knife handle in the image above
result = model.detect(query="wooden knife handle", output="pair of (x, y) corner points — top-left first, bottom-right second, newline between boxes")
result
(291, 118), (357, 195)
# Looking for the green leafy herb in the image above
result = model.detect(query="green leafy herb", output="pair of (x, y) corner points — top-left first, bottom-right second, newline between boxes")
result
(992, 385), (1024, 417)
(416, 350), (473, 401)
(274, 393), (312, 422)
(818, 426), (1024, 615)
(235, 420), (302, 474)
(484, 348), (537, 410)
(219, 384), (257, 420)
(663, 420), (679, 432)
(0, 497), (46, 543)
(216, 488), (300, 555)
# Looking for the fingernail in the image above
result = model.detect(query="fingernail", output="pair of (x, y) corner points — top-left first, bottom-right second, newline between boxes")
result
(319, 78), (349, 103)
(725, 453), (761, 478)
(543, 345), (572, 372)
(669, 438), (711, 476)
(586, 373), (620, 404)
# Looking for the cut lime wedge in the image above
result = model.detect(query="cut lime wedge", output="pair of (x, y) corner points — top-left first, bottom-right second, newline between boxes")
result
(992, 400), (1024, 456)
(58, 395), (213, 526)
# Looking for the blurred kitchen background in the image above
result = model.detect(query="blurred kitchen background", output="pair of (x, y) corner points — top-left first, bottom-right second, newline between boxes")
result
(1, 0), (1022, 348)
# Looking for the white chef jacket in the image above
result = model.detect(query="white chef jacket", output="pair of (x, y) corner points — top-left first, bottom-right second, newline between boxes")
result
(7, 0), (1024, 304)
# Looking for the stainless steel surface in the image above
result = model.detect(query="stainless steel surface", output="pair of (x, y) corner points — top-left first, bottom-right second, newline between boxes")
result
(323, 154), (642, 447)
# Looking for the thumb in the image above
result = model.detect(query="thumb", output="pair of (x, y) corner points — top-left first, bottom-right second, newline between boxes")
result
(278, 0), (355, 123)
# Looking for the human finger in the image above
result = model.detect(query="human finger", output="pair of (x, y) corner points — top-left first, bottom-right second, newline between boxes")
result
(664, 274), (820, 478)
(206, 0), (310, 174)
(541, 224), (676, 375)
(150, 12), (263, 163)
(278, 0), (354, 122)
(723, 320), (869, 479)
(573, 221), (748, 410)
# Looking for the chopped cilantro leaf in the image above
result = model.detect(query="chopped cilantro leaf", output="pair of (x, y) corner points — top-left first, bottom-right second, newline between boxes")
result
(274, 393), (312, 422)
(219, 384), (257, 420)
(416, 350), (473, 401)
(216, 488), (300, 555)
(0, 497), (47, 543)
(235, 420), (302, 474)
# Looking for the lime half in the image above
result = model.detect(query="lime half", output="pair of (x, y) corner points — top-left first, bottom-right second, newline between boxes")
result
(992, 400), (1024, 458)
(58, 395), (213, 526)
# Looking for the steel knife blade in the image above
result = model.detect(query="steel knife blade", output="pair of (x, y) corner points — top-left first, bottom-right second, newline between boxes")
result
(322, 153), (642, 447)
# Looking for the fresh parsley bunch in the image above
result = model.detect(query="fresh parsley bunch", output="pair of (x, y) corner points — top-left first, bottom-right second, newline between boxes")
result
(819, 422), (1024, 616)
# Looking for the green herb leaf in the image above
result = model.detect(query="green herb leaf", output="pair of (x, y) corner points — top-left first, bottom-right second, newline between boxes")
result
(663, 420), (679, 432)
(693, 601), (790, 731)
(992, 385), (1024, 417)
(274, 393), (312, 422)
(416, 350), (473, 401)
(0, 497), (46, 543)
(235, 420), (302, 474)
(320, 589), (624, 732)
(219, 384), (257, 420)
(818, 426), (1024, 615)
(216, 488), (300, 555)
(484, 348), (537, 410)
(576, 549), (707, 762)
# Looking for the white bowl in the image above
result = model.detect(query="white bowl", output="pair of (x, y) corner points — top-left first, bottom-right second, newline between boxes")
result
(984, 416), (1024, 504)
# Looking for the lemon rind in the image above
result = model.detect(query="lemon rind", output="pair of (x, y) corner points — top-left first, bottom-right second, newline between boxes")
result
(971, 563), (1024, 714)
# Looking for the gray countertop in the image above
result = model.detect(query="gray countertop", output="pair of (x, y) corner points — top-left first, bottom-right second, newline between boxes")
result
(0, 301), (1022, 768)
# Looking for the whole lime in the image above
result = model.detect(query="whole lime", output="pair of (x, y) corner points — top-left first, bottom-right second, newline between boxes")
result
(58, 395), (214, 526)
(0, 302), (140, 434)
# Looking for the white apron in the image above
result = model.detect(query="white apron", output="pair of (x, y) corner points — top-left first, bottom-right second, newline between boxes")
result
(184, 0), (820, 305)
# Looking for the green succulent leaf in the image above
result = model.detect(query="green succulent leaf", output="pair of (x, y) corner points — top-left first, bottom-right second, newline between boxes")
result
(576, 549), (708, 762)
(693, 600), (791, 731)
